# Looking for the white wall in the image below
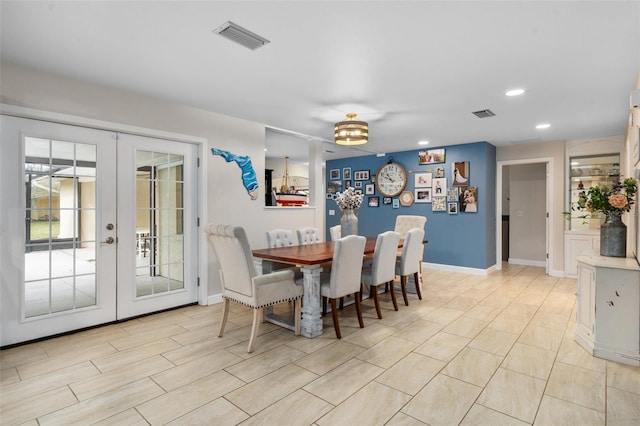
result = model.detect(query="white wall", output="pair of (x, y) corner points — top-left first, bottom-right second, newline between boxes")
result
(508, 163), (547, 264)
(0, 62), (323, 297)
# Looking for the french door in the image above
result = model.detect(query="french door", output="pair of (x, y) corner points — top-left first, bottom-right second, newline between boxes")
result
(116, 133), (197, 318)
(0, 115), (198, 346)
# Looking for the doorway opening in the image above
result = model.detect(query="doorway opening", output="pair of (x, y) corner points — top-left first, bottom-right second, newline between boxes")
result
(496, 158), (553, 274)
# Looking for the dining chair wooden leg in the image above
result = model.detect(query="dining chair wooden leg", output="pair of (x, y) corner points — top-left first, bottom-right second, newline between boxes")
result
(339, 297), (344, 310)
(401, 275), (410, 306)
(247, 308), (262, 353)
(388, 280), (398, 311)
(354, 292), (365, 328)
(294, 298), (301, 336)
(413, 271), (423, 300)
(371, 285), (382, 319)
(330, 298), (341, 339)
(322, 297), (327, 315)
(218, 298), (230, 337)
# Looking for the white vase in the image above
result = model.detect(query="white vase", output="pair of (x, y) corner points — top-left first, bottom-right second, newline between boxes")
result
(340, 208), (358, 237)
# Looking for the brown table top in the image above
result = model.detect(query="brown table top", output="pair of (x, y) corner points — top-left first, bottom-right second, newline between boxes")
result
(252, 237), (379, 266)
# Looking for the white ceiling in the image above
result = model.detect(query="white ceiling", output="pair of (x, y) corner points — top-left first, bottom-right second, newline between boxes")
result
(1, 1), (639, 162)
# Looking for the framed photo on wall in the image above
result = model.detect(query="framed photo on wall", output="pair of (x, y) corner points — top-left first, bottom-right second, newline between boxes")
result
(343, 167), (352, 180)
(383, 197), (392, 205)
(432, 177), (446, 196)
(452, 161), (470, 186)
(418, 148), (445, 165)
(355, 181), (363, 189)
(368, 196), (379, 207)
(432, 196), (446, 212)
(448, 202), (458, 214)
(415, 188), (431, 203)
(327, 181), (342, 193)
(365, 183), (375, 194)
(330, 169), (340, 180)
(447, 187), (459, 202)
(460, 186), (478, 212)
(354, 170), (370, 180)
(414, 172), (432, 188)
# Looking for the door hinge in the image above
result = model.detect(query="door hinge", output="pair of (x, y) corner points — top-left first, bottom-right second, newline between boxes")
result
(197, 217), (200, 227)
(546, 253), (549, 259)
(197, 157), (200, 167)
(546, 212), (549, 218)
(197, 277), (200, 287)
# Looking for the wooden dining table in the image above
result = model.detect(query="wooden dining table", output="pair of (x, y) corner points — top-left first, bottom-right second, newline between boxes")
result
(252, 237), (380, 338)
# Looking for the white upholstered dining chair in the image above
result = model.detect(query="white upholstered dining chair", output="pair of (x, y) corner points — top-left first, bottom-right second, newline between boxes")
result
(329, 225), (341, 241)
(265, 228), (299, 274)
(395, 228), (425, 306)
(393, 215), (427, 239)
(320, 235), (367, 338)
(297, 227), (321, 245)
(266, 228), (296, 247)
(206, 224), (303, 353)
(360, 231), (402, 318)
(394, 214), (427, 288)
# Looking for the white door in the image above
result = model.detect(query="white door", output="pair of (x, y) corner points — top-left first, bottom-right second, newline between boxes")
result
(0, 116), (198, 346)
(1, 116), (117, 346)
(115, 133), (197, 319)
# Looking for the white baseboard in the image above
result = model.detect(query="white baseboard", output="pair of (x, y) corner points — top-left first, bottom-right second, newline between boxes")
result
(207, 294), (223, 305)
(549, 269), (564, 278)
(508, 258), (546, 268)
(422, 262), (496, 276)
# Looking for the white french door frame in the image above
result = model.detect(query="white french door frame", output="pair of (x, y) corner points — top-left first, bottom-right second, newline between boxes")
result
(1, 115), (118, 346)
(0, 104), (209, 346)
(115, 133), (198, 319)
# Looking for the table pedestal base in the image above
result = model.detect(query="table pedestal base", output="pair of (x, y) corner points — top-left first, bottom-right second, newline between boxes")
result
(300, 265), (323, 338)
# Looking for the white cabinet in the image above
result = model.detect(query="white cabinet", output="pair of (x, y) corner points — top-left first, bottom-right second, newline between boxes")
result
(564, 232), (599, 278)
(576, 253), (640, 366)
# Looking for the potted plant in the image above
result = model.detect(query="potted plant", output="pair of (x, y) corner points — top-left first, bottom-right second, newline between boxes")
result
(572, 177), (638, 257)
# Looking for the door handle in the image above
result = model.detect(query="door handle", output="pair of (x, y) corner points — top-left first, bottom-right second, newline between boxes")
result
(104, 237), (115, 244)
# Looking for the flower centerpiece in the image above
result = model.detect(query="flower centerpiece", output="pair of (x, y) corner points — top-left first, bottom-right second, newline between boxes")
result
(575, 177), (637, 216)
(334, 187), (363, 236)
(573, 177), (637, 257)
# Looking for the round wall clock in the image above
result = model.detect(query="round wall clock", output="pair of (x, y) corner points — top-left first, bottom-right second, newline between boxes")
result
(399, 190), (414, 206)
(375, 161), (407, 197)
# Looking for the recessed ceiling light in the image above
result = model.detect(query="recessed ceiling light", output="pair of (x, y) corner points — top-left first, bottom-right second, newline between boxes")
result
(418, 140), (429, 145)
(536, 123), (551, 129)
(506, 89), (525, 96)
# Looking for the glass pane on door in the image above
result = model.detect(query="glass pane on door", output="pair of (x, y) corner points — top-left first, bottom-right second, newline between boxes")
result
(24, 137), (97, 318)
(135, 150), (185, 297)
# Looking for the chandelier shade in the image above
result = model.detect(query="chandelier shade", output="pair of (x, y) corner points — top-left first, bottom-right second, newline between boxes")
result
(334, 113), (368, 145)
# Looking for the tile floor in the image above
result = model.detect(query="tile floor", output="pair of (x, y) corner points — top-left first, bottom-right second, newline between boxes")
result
(2, 264), (640, 425)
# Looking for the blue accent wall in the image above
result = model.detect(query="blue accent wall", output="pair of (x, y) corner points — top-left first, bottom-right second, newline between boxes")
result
(326, 142), (497, 270)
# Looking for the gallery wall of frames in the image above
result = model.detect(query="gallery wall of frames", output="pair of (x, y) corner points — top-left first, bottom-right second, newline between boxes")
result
(326, 141), (497, 270)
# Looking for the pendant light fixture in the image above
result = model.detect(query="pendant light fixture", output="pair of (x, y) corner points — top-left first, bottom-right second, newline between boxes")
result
(334, 113), (368, 145)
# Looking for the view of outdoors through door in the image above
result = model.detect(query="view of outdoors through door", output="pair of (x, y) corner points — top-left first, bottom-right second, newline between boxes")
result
(135, 150), (185, 297)
(24, 137), (98, 317)
(1, 115), (198, 347)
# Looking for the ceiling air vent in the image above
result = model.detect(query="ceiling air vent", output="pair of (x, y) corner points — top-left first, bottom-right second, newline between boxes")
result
(213, 21), (270, 50)
(472, 109), (496, 118)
